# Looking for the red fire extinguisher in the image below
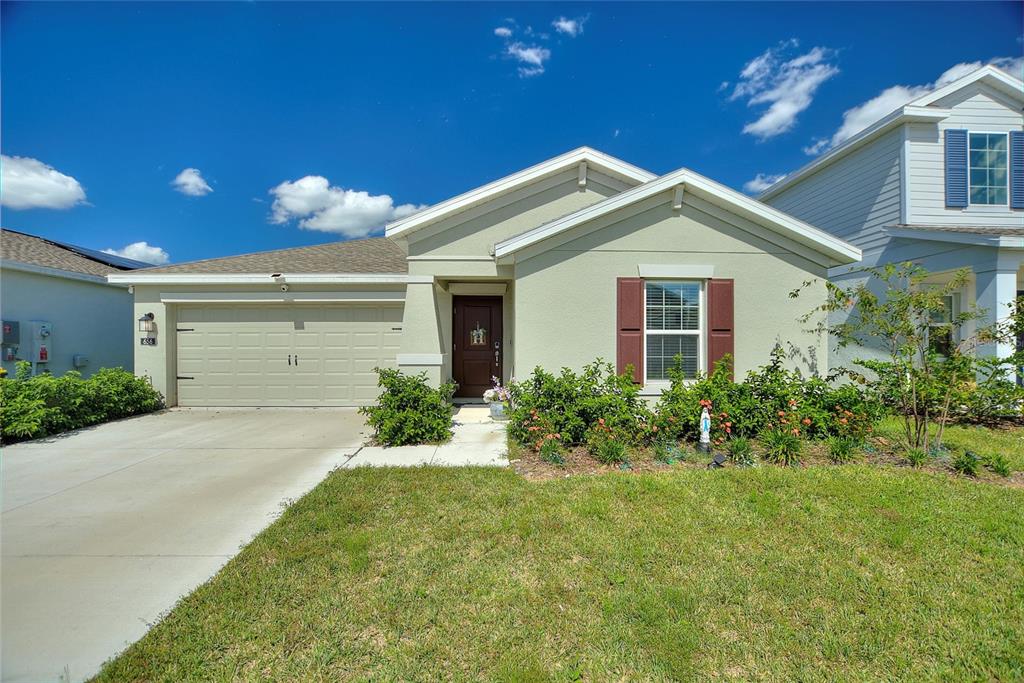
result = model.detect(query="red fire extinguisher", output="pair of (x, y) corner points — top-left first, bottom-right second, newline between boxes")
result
(39, 345), (48, 362)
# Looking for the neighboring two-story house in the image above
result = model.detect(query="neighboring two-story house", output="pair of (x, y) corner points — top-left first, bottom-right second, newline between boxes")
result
(761, 65), (1024, 366)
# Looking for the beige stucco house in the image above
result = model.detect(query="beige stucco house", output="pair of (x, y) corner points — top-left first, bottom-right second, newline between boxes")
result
(111, 148), (861, 407)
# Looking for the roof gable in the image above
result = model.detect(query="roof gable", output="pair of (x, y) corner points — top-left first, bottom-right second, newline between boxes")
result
(385, 147), (655, 239)
(910, 65), (1024, 108)
(494, 168), (861, 267)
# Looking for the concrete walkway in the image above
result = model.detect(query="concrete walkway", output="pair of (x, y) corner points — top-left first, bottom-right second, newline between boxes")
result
(1, 406), (507, 683)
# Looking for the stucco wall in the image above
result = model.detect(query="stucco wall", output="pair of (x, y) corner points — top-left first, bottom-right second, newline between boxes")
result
(0, 267), (133, 377)
(512, 197), (830, 381)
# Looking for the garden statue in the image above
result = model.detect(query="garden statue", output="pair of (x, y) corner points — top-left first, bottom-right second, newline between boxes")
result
(699, 405), (711, 452)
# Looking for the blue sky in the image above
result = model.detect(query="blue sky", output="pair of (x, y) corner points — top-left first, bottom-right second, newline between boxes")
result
(2, 1), (1021, 265)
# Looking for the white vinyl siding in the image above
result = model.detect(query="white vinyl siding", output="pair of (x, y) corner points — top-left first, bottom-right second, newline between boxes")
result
(907, 82), (1023, 226)
(176, 304), (402, 406)
(765, 127), (903, 253)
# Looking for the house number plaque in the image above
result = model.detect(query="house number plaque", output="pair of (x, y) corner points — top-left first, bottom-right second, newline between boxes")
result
(140, 337), (158, 346)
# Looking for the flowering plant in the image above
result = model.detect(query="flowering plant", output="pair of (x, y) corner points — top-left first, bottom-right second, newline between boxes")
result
(482, 376), (512, 405)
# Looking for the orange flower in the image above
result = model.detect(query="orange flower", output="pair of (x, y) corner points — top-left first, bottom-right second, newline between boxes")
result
(778, 410), (786, 417)
(791, 428), (800, 435)
(598, 418), (605, 425)
(725, 421), (732, 427)
(788, 399), (797, 406)
(839, 418), (848, 424)
(802, 418), (811, 426)
(725, 427), (732, 434)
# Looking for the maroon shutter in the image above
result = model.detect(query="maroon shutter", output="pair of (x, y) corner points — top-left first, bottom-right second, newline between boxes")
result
(616, 277), (644, 382)
(707, 279), (734, 379)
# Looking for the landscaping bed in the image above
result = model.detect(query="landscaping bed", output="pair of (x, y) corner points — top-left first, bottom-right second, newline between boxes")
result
(94, 465), (1024, 682)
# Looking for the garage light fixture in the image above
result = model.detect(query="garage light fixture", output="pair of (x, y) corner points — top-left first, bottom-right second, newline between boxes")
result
(138, 312), (156, 333)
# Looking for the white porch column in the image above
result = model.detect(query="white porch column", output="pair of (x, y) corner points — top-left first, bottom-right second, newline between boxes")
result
(974, 251), (1023, 362)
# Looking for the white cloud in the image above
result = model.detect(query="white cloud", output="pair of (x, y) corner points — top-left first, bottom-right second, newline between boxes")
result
(505, 42), (551, 77)
(268, 175), (425, 238)
(808, 56), (1024, 155)
(552, 15), (587, 37)
(729, 40), (839, 140)
(743, 173), (785, 194)
(0, 155), (87, 210)
(102, 241), (170, 265)
(493, 26), (512, 38)
(172, 167), (213, 196)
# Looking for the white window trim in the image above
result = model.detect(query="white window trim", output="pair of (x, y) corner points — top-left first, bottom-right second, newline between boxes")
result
(642, 279), (705, 387)
(967, 130), (1010, 207)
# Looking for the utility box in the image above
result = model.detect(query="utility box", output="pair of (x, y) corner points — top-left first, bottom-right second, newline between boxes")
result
(28, 321), (53, 363)
(2, 320), (20, 347)
(73, 354), (89, 369)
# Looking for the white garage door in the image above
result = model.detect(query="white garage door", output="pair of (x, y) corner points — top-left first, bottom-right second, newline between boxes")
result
(176, 304), (402, 407)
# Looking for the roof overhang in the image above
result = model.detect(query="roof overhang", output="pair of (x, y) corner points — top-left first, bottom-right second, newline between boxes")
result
(107, 272), (419, 286)
(911, 65), (1024, 108)
(384, 147), (655, 239)
(494, 168), (862, 267)
(888, 226), (1024, 249)
(2, 259), (125, 287)
(760, 105), (951, 201)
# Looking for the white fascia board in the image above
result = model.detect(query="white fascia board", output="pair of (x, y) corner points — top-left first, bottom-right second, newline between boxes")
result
(384, 147), (655, 238)
(759, 106), (951, 201)
(910, 65), (1024, 107)
(160, 291), (405, 304)
(888, 227), (1024, 249)
(2, 259), (125, 287)
(107, 272), (411, 285)
(494, 168), (862, 266)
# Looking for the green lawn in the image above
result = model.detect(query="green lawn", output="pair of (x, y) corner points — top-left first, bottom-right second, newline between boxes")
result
(875, 416), (1024, 471)
(97, 466), (1023, 681)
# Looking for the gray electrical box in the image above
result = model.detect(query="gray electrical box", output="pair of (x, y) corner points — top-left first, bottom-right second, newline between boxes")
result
(2, 321), (20, 347)
(73, 354), (89, 368)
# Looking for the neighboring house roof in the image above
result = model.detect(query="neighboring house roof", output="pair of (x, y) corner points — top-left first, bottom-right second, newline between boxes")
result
(760, 65), (1024, 202)
(109, 237), (409, 285)
(494, 167), (862, 267)
(888, 223), (1024, 247)
(0, 228), (149, 279)
(385, 147), (656, 239)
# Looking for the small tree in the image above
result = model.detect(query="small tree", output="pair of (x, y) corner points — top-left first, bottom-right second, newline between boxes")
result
(795, 263), (983, 452)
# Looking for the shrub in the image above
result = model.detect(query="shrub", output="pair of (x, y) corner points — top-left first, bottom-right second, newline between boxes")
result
(655, 355), (759, 443)
(726, 436), (754, 466)
(653, 436), (686, 464)
(507, 361), (651, 447)
(538, 436), (565, 466)
(359, 368), (455, 446)
(0, 365), (164, 443)
(951, 450), (980, 477)
(825, 435), (860, 464)
(586, 419), (628, 464)
(982, 452), (1011, 477)
(760, 427), (802, 466)
(906, 448), (928, 468)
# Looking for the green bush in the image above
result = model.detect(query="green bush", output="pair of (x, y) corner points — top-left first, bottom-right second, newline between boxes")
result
(507, 361), (651, 448)
(538, 437), (565, 466)
(906, 448), (928, 468)
(825, 435), (860, 464)
(653, 436), (686, 463)
(760, 427), (802, 466)
(726, 436), (754, 466)
(586, 420), (628, 464)
(0, 363), (164, 443)
(951, 450), (980, 477)
(981, 452), (1011, 477)
(359, 368), (455, 446)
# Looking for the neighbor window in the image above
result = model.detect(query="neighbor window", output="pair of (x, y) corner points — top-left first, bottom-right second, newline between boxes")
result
(927, 294), (958, 357)
(645, 281), (702, 382)
(969, 133), (1008, 205)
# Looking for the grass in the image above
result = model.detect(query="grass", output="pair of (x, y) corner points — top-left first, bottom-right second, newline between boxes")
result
(876, 416), (1024, 471)
(96, 466), (1024, 681)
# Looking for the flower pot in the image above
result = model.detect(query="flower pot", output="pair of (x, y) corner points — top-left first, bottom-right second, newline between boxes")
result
(489, 402), (508, 420)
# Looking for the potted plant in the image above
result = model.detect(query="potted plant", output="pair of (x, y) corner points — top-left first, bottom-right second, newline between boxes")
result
(483, 377), (511, 420)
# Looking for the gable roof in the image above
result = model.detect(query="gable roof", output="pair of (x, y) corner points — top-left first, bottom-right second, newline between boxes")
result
(494, 167), (862, 267)
(760, 65), (1024, 202)
(385, 147), (655, 239)
(1, 228), (150, 278)
(115, 237), (406, 277)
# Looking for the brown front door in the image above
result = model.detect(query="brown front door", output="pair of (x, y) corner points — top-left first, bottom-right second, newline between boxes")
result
(452, 296), (502, 398)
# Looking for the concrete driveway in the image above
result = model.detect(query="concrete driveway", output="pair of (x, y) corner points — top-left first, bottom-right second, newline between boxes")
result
(1, 408), (369, 683)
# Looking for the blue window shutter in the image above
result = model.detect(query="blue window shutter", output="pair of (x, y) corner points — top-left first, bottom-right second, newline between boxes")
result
(1011, 131), (1024, 210)
(945, 129), (968, 208)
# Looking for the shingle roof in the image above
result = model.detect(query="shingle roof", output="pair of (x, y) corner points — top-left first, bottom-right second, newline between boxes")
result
(0, 228), (143, 277)
(892, 224), (1024, 236)
(138, 237), (407, 274)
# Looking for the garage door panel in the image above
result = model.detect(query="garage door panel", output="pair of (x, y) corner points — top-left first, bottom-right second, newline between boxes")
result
(176, 304), (400, 407)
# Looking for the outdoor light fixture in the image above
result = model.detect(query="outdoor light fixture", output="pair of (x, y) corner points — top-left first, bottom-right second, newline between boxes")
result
(138, 312), (156, 333)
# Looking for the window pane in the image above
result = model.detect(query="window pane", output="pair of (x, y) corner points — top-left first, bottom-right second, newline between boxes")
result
(971, 187), (987, 204)
(992, 134), (1008, 151)
(646, 334), (698, 380)
(646, 281), (700, 331)
(992, 188), (1008, 205)
(968, 132), (1009, 204)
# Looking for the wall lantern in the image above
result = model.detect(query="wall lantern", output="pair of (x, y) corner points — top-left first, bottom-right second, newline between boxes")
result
(138, 312), (156, 333)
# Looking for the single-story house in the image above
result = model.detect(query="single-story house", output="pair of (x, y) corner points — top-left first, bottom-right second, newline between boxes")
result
(1, 228), (150, 377)
(110, 148), (861, 407)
